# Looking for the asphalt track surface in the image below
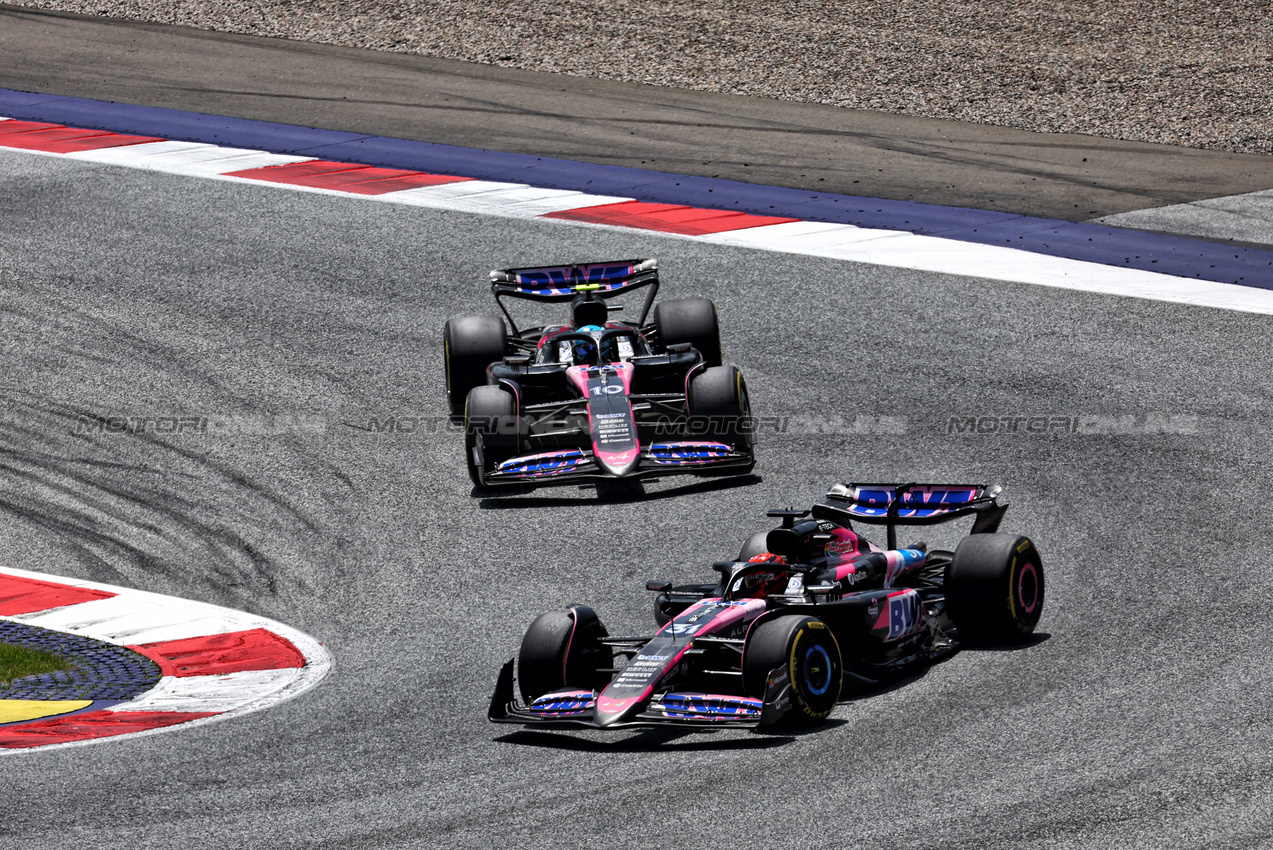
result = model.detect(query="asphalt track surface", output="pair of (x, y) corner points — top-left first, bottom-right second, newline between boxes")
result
(5, 144), (1273, 848)
(4, 12), (1273, 850)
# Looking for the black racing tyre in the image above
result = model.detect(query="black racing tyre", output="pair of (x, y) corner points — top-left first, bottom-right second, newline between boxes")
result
(944, 533), (1044, 645)
(464, 385), (517, 488)
(653, 298), (722, 366)
(444, 315), (507, 416)
(688, 365), (752, 447)
(742, 615), (842, 723)
(517, 606), (611, 703)
(737, 530), (771, 562)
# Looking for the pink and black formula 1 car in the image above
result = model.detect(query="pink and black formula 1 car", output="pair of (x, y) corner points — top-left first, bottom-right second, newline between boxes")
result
(489, 482), (1045, 730)
(443, 259), (754, 490)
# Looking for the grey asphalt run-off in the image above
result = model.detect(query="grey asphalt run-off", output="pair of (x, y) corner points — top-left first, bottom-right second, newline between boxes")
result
(3, 144), (1273, 847)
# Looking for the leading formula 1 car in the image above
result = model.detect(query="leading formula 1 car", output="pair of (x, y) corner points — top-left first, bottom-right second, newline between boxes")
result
(489, 482), (1045, 730)
(443, 259), (755, 490)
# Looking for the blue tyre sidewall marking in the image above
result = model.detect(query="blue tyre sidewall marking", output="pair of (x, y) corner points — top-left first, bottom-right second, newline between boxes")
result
(803, 644), (832, 696)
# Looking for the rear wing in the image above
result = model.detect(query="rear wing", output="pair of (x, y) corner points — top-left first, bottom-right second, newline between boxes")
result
(812, 482), (1008, 549)
(489, 259), (660, 334)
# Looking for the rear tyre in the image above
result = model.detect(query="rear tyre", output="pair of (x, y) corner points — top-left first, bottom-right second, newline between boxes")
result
(743, 615), (842, 723)
(944, 533), (1044, 645)
(654, 298), (722, 366)
(517, 606), (611, 703)
(689, 365), (752, 450)
(464, 385), (517, 488)
(444, 315), (507, 416)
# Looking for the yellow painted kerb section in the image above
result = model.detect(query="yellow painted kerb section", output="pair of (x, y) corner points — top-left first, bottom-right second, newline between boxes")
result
(0, 699), (93, 724)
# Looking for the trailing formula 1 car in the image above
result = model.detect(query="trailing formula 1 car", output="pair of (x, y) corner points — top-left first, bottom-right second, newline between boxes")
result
(443, 259), (754, 490)
(489, 482), (1044, 730)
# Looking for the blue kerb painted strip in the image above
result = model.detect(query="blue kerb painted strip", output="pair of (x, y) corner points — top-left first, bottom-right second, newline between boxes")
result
(3, 87), (1270, 289)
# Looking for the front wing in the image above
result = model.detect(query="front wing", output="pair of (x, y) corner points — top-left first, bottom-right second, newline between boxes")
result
(487, 660), (793, 730)
(478, 441), (754, 487)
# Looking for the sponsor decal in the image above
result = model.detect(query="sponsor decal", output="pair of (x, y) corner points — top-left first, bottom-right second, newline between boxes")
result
(825, 536), (860, 561)
(512, 263), (634, 295)
(845, 486), (977, 519)
(765, 669), (792, 712)
(493, 449), (586, 477)
(530, 696), (593, 712)
(717, 600), (766, 621)
(658, 693), (762, 719)
(613, 675), (652, 686)
(646, 441), (735, 464)
(612, 664), (660, 690)
(886, 591), (925, 641)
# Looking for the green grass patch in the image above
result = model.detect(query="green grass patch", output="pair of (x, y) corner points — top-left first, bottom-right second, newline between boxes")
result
(0, 642), (71, 684)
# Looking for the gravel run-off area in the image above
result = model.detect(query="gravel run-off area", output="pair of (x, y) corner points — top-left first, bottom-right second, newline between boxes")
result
(13, 0), (1273, 156)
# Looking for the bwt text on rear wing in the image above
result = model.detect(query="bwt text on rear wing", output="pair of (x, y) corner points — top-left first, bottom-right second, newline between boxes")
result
(797, 482), (1009, 550)
(488, 259), (659, 334)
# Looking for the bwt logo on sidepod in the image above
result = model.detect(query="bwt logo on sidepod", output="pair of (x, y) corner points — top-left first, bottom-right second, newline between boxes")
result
(887, 591), (925, 641)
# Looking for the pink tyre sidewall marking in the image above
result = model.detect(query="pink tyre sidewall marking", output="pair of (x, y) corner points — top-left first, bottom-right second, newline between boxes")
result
(1017, 561), (1040, 615)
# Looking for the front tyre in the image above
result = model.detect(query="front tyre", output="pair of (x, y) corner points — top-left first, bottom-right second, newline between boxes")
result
(444, 315), (507, 416)
(654, 298), (722, 366)
(517, 606), (611, 703)
(743, 615), (842, 723)
(464, 385), (517, 488)
(688, 365), (752, 450)
(944, 533), (1044, 645)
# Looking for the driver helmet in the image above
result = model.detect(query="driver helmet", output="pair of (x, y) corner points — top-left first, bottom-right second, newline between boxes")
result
(737, 552), (789, 597)
(567, 325), (605, 365)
